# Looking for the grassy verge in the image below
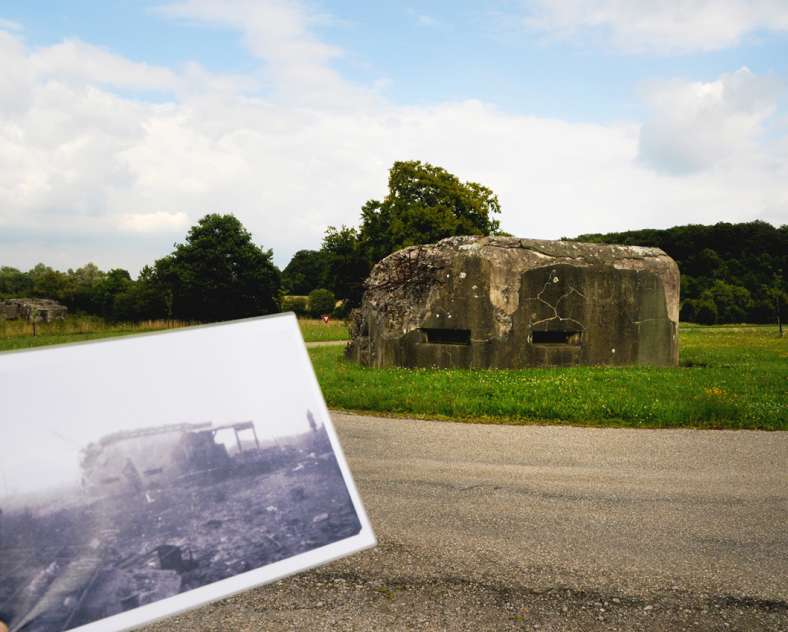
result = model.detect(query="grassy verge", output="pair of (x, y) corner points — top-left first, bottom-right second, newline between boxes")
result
(0, 315), (349, 352)
(3, 318), (782, 429)
(296, 318), (349, 342)
(308, 324), (786, 430)
(0, 318), (189, 352)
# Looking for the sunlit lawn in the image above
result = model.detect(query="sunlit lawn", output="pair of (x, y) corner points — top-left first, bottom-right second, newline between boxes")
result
(296, 318), (349, 342)
(0, 315), (348, 352)
(0, 317), (189, 352)
(308, 324), (786, 430)
(3, 317), (783, 429)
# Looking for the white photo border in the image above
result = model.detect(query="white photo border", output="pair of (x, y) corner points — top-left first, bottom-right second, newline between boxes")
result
(0, 313), (376, 632)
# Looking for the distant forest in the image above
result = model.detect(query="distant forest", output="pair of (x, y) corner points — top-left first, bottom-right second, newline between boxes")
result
(1, 161), (785, 326)
(1, 219), (784, 326)
(575, 221), (786, 324)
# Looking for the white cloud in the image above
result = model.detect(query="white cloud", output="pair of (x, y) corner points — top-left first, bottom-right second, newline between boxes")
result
(638, 67), (782, 174)
(30, 39), (178, 92)
(117, 211), (190, 232)
(525, 0), (788, 54)
(0, 17), (22, 31)
(159, 0), (340, 66)
(28, 38), (258, 99)
(0, 3), (785, 276)
(406, 9), (440, 28)
(157, 0), (374, 107)
(0, 31), (34, 115)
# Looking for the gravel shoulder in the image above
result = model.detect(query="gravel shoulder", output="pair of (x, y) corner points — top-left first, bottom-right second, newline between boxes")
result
(148, 413), (788, 631)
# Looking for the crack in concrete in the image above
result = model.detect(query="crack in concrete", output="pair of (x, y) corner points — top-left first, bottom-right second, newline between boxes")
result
(524, 279), (586, 331)
(631, 317), (671, 326)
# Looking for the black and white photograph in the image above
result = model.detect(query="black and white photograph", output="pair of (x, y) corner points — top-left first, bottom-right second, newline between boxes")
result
(0, 315), (375, 632)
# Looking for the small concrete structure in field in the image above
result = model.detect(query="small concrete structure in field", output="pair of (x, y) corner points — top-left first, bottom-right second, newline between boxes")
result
(0, 298), (68, 322)
(347, 236), (680, 368)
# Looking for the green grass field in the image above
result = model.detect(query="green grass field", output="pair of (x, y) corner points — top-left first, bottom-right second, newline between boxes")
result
(2, 318), (783, 429)
(0, 317), (190, 352)
(296, 318), (350, 342)
(309, 324), (786, 430)
(0, 316), (349, 352)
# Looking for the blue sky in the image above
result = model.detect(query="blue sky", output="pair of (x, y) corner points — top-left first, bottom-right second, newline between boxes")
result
(1, 1), (787, 272)
(7, 1), (788, 119)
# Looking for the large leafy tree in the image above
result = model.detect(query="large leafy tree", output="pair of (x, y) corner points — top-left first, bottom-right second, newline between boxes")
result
(281, 249), (328, 295)
(94, 269), (133, 319)
(308, 288), (336, 317)
(357, 160), (502, 263)
(0, 266), (33, 297)
(62, 263), (106, 314)
(317, 160), (503, 305)
(321, 226), (370, 306)
(28, 263), (67, 299)
(113, 266), (168, 321)
(152, 214), (281, 322)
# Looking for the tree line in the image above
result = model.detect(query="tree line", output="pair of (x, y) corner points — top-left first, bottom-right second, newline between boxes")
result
(575, 221), (787, 324)
(0, 214), (280, 323)
(0, 159), (785, 325)
(0, 161), (502, 323)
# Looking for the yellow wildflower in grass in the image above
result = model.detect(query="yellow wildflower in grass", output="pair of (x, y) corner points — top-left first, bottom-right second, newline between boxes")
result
(704, 386), (725, 397)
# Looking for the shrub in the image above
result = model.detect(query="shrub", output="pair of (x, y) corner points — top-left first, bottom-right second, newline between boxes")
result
(282, 295), (309, 316)
(308, 288), (336, 317)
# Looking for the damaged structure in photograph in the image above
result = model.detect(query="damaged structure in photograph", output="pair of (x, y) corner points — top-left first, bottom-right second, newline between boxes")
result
(0, 410), (361, 632)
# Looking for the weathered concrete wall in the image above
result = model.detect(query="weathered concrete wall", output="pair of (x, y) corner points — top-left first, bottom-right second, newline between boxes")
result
(80, 425), (231, 496)
(348, 236), (680, 368)
(0, 301), (20, 320)
(0, 298), (68, 322)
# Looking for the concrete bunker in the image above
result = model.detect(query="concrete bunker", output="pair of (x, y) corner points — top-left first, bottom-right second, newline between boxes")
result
(79, 421), (261, 496)
(0, 298), (67, 322)
(348, 236), (680, 368)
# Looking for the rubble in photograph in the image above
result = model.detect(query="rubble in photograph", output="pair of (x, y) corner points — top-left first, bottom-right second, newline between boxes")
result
(0, 411), (361, 632)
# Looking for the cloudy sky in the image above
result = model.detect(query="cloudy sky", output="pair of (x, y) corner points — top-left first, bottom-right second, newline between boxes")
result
(0, 315), (323, 495)
(1, 0), (787, 274)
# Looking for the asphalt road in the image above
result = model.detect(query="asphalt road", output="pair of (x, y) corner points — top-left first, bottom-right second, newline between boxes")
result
(149, 414), (787, 631)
